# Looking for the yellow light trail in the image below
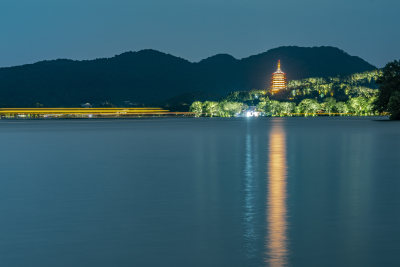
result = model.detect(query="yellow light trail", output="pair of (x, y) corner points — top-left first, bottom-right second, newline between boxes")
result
(0, 108), (196, 117)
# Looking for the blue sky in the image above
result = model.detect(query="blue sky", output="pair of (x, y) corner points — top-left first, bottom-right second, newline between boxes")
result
(0, 0), (398, 67)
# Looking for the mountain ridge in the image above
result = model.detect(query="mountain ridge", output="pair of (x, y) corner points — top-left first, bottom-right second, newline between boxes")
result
(0, 46), (376, 108)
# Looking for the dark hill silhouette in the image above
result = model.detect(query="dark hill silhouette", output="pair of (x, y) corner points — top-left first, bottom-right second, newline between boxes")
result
(0, 46), (375, 108)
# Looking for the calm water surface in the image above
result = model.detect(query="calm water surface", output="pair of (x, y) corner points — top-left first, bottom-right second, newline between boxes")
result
(0, 118), (399, 266)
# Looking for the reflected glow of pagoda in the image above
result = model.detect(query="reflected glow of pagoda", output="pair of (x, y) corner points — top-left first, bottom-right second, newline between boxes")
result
(266, 122), (288, 266)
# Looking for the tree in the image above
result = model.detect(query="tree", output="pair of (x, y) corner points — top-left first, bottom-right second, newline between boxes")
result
(280, 102), (295, 116)
(374, 60), (400, 119)
(323, 97), (337, 115)
(265, 100), (282, 116)
(256, 101), (267, 112)
(296, 99), (320, 116)
(218, 101), (244, 117)
(335, 102), (349, 115)
(347, 97), (368, 116)
(388, 91), (400, 120)
(189, 101), (203, 117)
(366, 96), (377, 116)
(203, 101), (219, 117)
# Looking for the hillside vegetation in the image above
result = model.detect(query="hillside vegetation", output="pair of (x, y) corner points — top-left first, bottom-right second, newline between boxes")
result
(190, 70), (381, 117)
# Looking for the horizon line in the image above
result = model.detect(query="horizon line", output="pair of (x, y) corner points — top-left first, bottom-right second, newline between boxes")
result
(0, 45), (378, 69)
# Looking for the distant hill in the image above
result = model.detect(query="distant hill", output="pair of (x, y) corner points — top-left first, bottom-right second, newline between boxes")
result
(0, 46), (376, 108)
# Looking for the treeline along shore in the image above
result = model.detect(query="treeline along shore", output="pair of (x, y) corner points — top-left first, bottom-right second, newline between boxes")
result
(190, 70), (381, 117)
(189, 64), (400, 120)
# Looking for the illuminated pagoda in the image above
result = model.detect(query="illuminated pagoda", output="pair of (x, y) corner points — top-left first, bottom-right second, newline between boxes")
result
(270, 60), (287, 93)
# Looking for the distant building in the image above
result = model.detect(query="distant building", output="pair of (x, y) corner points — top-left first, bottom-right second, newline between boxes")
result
(270, 60), (287, 93)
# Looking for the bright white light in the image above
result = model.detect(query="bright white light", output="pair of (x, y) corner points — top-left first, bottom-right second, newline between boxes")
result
(246, 111), (252, 117)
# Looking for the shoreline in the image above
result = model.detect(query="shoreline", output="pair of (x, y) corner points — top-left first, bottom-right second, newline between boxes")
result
(0, 115), (390, 121)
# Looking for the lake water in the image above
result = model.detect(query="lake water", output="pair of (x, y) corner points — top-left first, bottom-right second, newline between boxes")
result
(0, 117), (399, 267)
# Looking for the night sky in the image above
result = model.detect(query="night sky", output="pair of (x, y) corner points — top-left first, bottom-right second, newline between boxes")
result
(1, 0), (398, 67)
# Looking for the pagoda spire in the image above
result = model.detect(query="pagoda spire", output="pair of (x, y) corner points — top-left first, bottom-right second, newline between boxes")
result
(277, 60), (281, 71)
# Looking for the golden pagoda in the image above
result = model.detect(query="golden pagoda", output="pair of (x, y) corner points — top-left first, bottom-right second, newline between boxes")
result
(270, 60), (287, 93)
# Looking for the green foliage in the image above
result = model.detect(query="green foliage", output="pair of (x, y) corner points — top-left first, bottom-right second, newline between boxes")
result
(348, 97), (366, 115)
(296, 99), (320, 116)
(191, 96), (379, 117)
(388, 91), (400, 120)
(280, 102), (296, 116)
(225, 90), (265, 108)
(374, 60), (400, 119)
(189, 101), (203, 117)
(344, 96), (375, 116)
(218, 101), (245, 117)
(286, 70), (380, 102)
(203, 101), (219, 117)
(335, 102), (349, 115)
(256, 99), (295, 116)
(190, 70), (386, 117)
(322, 97), (337, 115)
(265, 100), (282, 116)
(256, 101), (267, 112)
(190, 101), (246, 117)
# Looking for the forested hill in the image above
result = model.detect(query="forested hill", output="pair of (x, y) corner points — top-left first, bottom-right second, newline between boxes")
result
(0, 46), (375, 107)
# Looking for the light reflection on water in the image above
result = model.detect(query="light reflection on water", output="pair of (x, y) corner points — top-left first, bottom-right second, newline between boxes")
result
(266, 121), (288, 266)
(244, 133), (257, 258)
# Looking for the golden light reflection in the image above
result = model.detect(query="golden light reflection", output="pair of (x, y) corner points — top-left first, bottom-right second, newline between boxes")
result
(266, 122), (288, 267)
